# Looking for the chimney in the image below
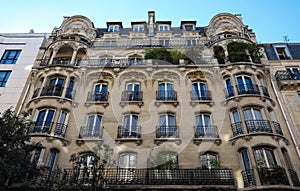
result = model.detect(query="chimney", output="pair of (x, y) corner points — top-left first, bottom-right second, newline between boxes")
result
(148, 11), (155, 37)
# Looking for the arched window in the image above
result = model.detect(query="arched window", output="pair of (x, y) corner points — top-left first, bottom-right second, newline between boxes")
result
(122, 82), (142, 101)
(90, 82), (108, 101)
(47, 149), (59, 172)
(80, 114), (103, 139)
(230, 109), (243, 136)
(239, 148), (256, 187)
(157, 82), (176, 100)
(32, 108), (55, 134)
(236, 75), (259, 95)
(243, 107), (271, 133)
(253, 147), (278, 168)
(79, 152), (98, 168)
(158, 113), (177, 138)
(42, 77), (65, 97)
(200, 152), (219, 169)
(118, 113), (139, 138)
(191, 82), (210, 100)
(224, 78), (234, 98)
(195, 113), (217, 138)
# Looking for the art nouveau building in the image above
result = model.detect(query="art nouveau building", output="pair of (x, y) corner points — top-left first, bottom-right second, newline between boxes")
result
(17, 11), (300, 190)
(0, 32), (46, 113)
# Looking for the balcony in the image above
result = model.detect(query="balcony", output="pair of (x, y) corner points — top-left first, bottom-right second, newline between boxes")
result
(231, 122), (243, 136)
(275, 70), (300, 90)
(272, 121), (283, 135)
(54, 123), (68, 138)
(87, 91), (109, 102)
(36, 58), (81, 66)
(190, 90), (212, 101)
(156, 126), (179, 139)
(194, 126), (219, 138)
(156, 90), (177, 101)
(40, 86), (64, 97)
(241, 169), (256, 187)
(236, 84), (260, 95)
(245, 120), (272, 133)
(289, 169), (300, 187)
(257, 167), (289, 186)
(117, 126), (141, 139)
(32, 168), (235, 189)
(78, 126), (103, 140)
(121, 91), (143, 102)
(29, 121), (53, 134)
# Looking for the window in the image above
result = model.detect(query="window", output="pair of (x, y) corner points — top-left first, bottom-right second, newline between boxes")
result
(230, 109), (243, 136)
(133, 25), (144, 32)
(0, 50), (21, 64)
(108, 25), (119, 32)
(65, 78), (75, 99)
(154, 151), (178, 169)
(243, 107), (271, 133)
(236, 75), (258, 95)
(118, 153), (137, 181)
(55, 110), (69, 137)
(191, 82), (210, 100)
(200, 152), (218, 169)
(119, 114), (139, 138)
(240, 149), (256, 187)
(158, 25), (170, 31)
(28, 147), (45, 167)
(32, 108), (55, 134)
(129, 57), (142, 65)
(224, 78), (234, 98)
(195, 113), (217, 137)
(183, 24), (195, 31)
(186, 39), (196, 46)
(80, 114), (102, 138)
(0, 71), (11, 87)
(275, 47), (290, 60)
(157, 82), (176, 100)
(123, 82), (141, 101)
(158, 113), (177, 138)
(94, 83), (108, 101)
(159, 40), (170, 47)
(41, 77), (65, 96)
(287, 67), (300, 80)
(253, 147), (278, 168)
(79, 152), (97, 168)
(47, 149), (59, 172)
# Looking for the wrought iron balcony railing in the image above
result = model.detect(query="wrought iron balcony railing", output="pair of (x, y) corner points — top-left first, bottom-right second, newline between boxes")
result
(29, 121), (53, 134)
(257, 167), (289, 186)
(87, 91), (109, 102)
(36, 58), (81, 66)
(236, 84), (260, 95)
(121, 91), (143, 102)
(231, 122), (243, 136)
(275, 70), (300, 81)
(288, 169), (300, 187)
(117, 126), (141, 139)
(245, 120), (272, 133)
(156, 126), (179, 138)
(241, 169), (256, 187)
(32, 168), (235, 187)
(40, 86), (64, 97)
(156, 90), (177, 101)
(190, 90), (212, 101)
(79, 126), (103, 139)
(194, 125), (218, 138)
(54, 123), (68, 138)
(272, 121), (283, 135)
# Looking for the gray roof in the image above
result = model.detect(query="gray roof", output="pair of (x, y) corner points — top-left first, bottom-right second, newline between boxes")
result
(263, 43), (300, 60)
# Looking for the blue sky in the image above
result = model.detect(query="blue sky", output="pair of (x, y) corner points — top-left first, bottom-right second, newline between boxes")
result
(1, 0), (299, 43)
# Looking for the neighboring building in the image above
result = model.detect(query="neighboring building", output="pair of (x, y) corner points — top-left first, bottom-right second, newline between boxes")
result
(0, 32), (46, 113)
(16, 12), (300, 190)
(264, 42), (300, 161)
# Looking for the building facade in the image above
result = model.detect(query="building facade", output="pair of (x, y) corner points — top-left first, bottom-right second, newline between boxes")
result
(16, 12), (300, 190)
(0, 32), (46, 113)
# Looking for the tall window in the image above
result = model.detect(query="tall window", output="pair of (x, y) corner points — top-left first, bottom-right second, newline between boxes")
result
(192, 82), (209, 100)
(236, 75), (257, 94)
(81, 114), (102, 138)
(94, 83), (108, 101)
(118, 153), (137, 181)
(120, 114), (139, 138)
(157, 82), (175, 100)
(55, 110), (69, 137)
(47, 149), (58, 172)
(195, 113), (217, 138)
(243, 108), (270, 133)
(240, 149), (256, 187)
(253, 147), (278, 168)
(224, 78), (234, 97)
(0, 50), (21, 64)
(230, 109), (243, 136)
(123, 82), (141, 101)
(0, 71), (11, 87)
(200, 152), (218, 169)
(28, 147), (45, 167)
(158, 113), (176, 138)
(43, 77), (65, 96)
(65, 78), (75, 99)
(32, 109), (55, 134)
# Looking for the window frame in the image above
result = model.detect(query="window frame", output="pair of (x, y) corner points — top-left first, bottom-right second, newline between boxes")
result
(0, 71), (12, 87)
(273, 45), (292, 60)
(200, 152), (218, 169)
(108, 25), (120, 32)
(0, 50), (21, 64)
(133, 25), (144, 32)
(253, 147), (279, 168)
(158, 25), (170, 31)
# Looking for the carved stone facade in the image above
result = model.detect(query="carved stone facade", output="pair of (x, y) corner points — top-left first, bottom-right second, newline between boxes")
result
(17, 12), (300, 190)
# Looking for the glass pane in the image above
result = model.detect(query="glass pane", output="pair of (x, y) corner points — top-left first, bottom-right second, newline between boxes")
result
(204, 115), (211, 126)
(233, 110), (241, 122)
(241, 150), (251, 170)
(45, 110), (54, 126)
(265, 149), (276, 167)
(127, 84), (133, 91)
(243, 109), (253, 120)
(160, 115), (166, 126)
(134, 84), (140, 91)
(168, 115), (175, 126)
(253, 109), (262, 120)
(123, 115), (130, 129)
(95, 115), (102, 127)
(131, 115), (138, 130)
(94, 84), (100, 92)
(88, 115), (95, 127)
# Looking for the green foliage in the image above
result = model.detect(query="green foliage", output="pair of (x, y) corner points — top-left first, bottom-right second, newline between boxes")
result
(210, 159), (221, 169)
(0, 108), (34, 188)
(144, 47), (186, 64)
(227, 41), (263, 63)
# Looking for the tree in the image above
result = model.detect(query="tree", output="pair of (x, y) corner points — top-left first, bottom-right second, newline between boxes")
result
(144, 47), (187, 64)
(0, 108), (34, 189)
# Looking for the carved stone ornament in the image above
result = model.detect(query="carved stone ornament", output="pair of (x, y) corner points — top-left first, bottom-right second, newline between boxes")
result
(119, 71), (147, 87)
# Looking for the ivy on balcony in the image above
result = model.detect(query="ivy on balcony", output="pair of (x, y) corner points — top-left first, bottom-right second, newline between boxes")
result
(227, 41), (262, 64)
(144, 47), (187, 64)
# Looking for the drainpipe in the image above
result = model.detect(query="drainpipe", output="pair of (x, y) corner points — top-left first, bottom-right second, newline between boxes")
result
(270, 78), (300, 159)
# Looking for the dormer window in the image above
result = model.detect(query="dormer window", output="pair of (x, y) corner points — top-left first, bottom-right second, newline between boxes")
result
(133, 25), (144, 32)
(108, 25), (120, 32)
(274, 45), (291, 60)
(183, 24), (195, 31)
(158, 25), (170, 31)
